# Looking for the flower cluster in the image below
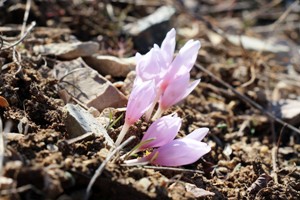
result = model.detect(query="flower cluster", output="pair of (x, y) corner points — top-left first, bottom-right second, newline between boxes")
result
(115, 28), (210, 166)
(125, 114), (211, 166)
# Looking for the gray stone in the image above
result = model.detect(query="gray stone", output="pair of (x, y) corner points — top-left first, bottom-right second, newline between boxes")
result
(84, 55), (136, 77)
(34, 41), (99, 60)
(63, 104), (114, 146)
(53, 58), (127, 111)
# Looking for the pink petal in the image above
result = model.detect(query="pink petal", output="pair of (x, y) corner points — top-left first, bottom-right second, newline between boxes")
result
(135, 52), (142, 62)
(161, 28), (176, 66)
(135, 47), (166, 85)
(125, 80), (156, 125)
(178, 78), (201, 102)
(160, 73), (190, 110)
(168, 40), (201, 78)
(185, 128), (209, 141)
(135, 49), (160, 81)
(147, 138), (211, 166)
(139, 114), (182, 150)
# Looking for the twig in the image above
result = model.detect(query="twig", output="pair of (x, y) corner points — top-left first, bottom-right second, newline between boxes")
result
(0, 118), (4, 175)
(269, 0), (299, 31)
(21, 0), (31, 36)
(66, 132), (94, 145)
(271, 124), (286, 184)
(142, 165), (204, 174)
(195, 63), (300, 135)
(84, 136), (135, 200)
(1, 21), (36, 50)
(0, 184), (42, 195)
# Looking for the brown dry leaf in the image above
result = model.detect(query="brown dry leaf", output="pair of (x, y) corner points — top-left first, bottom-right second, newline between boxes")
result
(0, 96), (9, 108)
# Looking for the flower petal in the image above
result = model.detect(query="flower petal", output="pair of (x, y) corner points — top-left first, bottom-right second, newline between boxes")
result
(178, 78), (200, 102)
(139, 114), (182, 149)
(148, 138), (211, 166)
(125, 80), (156, 125)
(168, 40), (201, 77)
(161, 28), (176, 66)
(135, 49), (160, 81)
(185, 128), (209, 141)
(160, 73), (190, 110)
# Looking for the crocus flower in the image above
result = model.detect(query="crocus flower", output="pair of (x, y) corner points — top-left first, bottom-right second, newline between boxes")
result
(138, 114), (181, 150)
(125, 127), (211, 167)
(135, 28), (176, 85)
(115, 80), (156, 146)
(134, 28), (201, 120)
(145, 138), (211, 166)
(153, 73), (200, 119)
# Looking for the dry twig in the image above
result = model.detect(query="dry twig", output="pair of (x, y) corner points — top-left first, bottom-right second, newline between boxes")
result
(195, 63), (300, 135)
(143, 165), (204, 174)
(84, 136), (136, 200)
(1, 21), (36, 50)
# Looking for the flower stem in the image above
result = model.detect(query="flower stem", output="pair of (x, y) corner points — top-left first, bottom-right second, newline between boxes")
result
(152, 106), (164, 120)
(115, 122), (130, 146)
(123, 157), (149, 166)
(145, 89), (162, 121)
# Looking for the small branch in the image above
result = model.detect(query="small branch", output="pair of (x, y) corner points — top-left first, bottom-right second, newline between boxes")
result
(66, 132), (94, 145)
(195, 63), (300, 135)
(0, 118), (4, 175)
(21, 0), (32, 36)
(1, 21), (36, 50)
(271, 124), (286, 184)
(143, 165), (204, 174)
(84, 136), (135, 200)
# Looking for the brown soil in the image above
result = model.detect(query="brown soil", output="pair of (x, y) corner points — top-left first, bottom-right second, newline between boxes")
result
(0, 1), (299, 200)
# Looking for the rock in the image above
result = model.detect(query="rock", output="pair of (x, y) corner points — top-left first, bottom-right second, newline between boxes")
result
(52, 58), (127, 111)
(34, 41), (99, 60)
(185, 183), (215, 197)
(84, 55), (136, 77)
(120, 71), (136, 96)
(63, 103), (114, 146)
(272, 99), (300, 125)
(137, 177), (152, 191)
(226, 34), (289, 53)
(122, 5), (176, 53)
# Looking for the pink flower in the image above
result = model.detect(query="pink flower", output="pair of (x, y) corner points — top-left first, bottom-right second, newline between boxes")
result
(139, 114), (181, 150)
(134, 28), (201, 119)
(125, 128), (211, 167)
(135, 29), (176, 85)
(146, 138), (211, 166)
(125, 80), (156, 125)
(115, 80), (156, 145)
(159, 73), (200, 111)
(185, 128), (209, 141)
(163, 39), (201, 83)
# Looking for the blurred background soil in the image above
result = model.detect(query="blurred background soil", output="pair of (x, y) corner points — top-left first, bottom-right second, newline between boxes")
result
(0, 0), (299, 199)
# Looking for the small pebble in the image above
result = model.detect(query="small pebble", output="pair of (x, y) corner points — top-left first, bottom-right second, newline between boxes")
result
(64, 158), (73, 168)
(260, 145), (269, 154)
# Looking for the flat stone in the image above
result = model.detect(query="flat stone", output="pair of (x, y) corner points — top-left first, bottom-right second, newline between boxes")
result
(272, 99), (300, 125)
(84, 55), (136, 77)
(33, 41), (99, 60)
(63, 103), (114, 146)
(122, 5), (176, 54)
(52, 58), (127, 111)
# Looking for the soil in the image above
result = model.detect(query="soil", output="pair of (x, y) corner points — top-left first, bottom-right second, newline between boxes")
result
(0, 1), (299, 200)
